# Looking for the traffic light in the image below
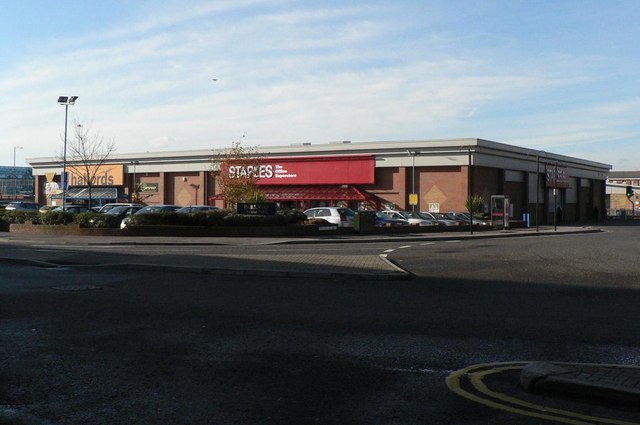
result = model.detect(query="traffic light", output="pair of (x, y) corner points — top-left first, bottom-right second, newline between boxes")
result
(626, 185), (634, 199)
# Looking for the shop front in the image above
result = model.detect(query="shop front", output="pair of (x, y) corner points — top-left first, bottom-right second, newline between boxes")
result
(211, 155), (376, 210)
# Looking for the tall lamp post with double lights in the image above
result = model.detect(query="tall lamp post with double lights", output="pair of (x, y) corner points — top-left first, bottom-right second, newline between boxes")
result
(57, 96), (78, 209)
(13, 146), (23, 199)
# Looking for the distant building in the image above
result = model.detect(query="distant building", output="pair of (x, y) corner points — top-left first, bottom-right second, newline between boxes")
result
(606, 171), (640, 217)
(27, 138), (611, 225)
(0, 166), (34, 201)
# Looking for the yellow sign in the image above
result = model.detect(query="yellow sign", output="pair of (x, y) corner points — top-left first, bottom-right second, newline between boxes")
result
(409, 193), (418, 205)
(67, 164), (124, 186)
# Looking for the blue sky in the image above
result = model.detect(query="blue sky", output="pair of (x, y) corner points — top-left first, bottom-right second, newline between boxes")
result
(1, 0), (639, 170)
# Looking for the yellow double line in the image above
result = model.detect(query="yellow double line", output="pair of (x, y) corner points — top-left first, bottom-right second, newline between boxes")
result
(446, 362), (639, 425)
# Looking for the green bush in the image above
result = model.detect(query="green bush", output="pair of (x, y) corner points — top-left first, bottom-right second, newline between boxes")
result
(40, 211), (75, 225)
(0, 210), (41, 224)
(73, 212), (122, 228)
(277, 209), (308, 224)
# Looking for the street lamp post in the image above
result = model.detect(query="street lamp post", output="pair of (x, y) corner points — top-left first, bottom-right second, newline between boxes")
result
(57, 96), (78, 209)
(407, 150), (417, 212)
(13, 146), (23, 199)
(130, 160), (139, 201)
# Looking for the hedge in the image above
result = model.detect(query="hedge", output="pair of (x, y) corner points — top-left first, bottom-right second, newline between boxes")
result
(0, 208), (309, 229)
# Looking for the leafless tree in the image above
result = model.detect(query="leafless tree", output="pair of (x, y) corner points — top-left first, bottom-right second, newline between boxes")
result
(62, 122), (117, 208)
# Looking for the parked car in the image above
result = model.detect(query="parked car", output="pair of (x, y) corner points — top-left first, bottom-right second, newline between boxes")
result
(303, 207), (355, 227)
(39, 205), (55, 213)
(97, 203), (144, 213)
(51, 205), (92, 214)
(176, 205), (219, 213)
(382, 210), (437, 226)
(120, 204), (182, 229)
(4, 202), (40, 211)
(374, 211), (410, 227)
(419, 211), (463, 226)
(90, 205), (144, 227)
(445, 211), (491, 227)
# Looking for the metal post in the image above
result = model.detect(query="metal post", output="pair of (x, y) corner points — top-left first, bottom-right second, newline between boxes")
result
(131, 160), (139, 201)
(536, 153), (540, 232)
(554, 161), (558, 232)
(468, 146), (473, 235)
(411, 152), (415, 213)
(62, 103), (68, 209)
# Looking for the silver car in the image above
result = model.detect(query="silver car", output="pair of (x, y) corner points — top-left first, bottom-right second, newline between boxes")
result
(419, 211), (462, 226)
(382, 210), (436, 226)
(303, 207), (355, 227)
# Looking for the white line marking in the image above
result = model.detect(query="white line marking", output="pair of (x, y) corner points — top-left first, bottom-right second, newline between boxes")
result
(383, 249), (395, 253)
(446, 240), (461, 243)
(420, 242), (435, 246)
(398, 245), (411, 249)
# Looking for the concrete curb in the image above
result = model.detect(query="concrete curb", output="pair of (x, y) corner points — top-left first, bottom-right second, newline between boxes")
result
(521, 361), (640, 408)
(71, 262), (413, 281)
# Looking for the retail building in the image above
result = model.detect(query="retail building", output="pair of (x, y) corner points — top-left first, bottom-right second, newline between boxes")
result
(27, 138), (611, 225)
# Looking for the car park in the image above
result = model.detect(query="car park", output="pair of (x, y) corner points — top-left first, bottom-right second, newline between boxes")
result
(381, 210), (437, 226)
(4, 201), (40, 211)
(303, 207), (355, 227)
(120, 204), (182, 229)
(176, 205), (219, 213)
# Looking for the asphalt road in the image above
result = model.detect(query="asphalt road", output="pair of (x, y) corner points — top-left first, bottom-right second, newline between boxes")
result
(1, 226), (639, 424)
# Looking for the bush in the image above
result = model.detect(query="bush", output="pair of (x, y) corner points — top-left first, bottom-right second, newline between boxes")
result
(40, 211), (75, 225)
(74, 212), (122, 228)
(0, 210), (41, 224)
(277, 209), (308, 224)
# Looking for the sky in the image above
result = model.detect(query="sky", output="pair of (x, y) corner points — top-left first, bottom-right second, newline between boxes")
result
(1, 0), (639, 170)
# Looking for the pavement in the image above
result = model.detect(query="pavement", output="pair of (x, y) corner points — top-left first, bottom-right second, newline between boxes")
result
(0, 225), (600, 282)
(5, 223), (640, 419)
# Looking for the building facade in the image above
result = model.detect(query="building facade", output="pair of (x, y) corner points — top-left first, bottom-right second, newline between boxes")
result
(27, 138), (611, 225)
(606, 171), (640, 217)
(0, 166), (34, 201)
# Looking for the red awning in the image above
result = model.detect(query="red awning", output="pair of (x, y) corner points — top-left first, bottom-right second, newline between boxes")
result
(210, 185), (367, 201)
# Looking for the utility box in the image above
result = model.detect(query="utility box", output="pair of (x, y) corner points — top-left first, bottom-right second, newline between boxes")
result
(354, 210), (376, 234)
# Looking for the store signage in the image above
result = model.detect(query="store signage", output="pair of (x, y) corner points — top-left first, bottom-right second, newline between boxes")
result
(67, 164), (124, 186)
(226, 155), (375, 185)
(138, 182), (159, 193)
(545, 166), (570, 189)
(237, 202), (276, 215)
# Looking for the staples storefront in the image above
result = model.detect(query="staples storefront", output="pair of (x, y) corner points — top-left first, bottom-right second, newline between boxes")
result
(28, 138), (611, 225)
(214, 155), (376, 210)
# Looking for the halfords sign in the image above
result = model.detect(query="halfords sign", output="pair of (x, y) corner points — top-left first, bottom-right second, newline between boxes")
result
(67, 164), (124, 186)
(227, 155), (375, 185)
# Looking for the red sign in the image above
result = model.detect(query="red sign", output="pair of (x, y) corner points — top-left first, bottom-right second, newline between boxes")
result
(228, 155), (375, 186)
(545, 166), (570, 189)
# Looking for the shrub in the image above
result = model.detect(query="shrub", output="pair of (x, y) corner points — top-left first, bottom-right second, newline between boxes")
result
(40, 211), (75, 225)
(1, 210), (41, 224)
(277, 209), (307, 224)
(73, 212), (121, 228)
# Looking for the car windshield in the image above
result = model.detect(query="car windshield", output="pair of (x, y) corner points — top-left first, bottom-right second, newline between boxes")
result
(105, 206), (129, 215)
(396, 211), (414, 219)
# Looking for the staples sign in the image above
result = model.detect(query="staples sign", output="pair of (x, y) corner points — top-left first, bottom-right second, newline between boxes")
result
(227, 156), (375, 185)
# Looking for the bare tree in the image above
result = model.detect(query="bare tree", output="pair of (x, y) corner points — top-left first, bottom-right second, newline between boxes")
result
(63, 123), (117, 208)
